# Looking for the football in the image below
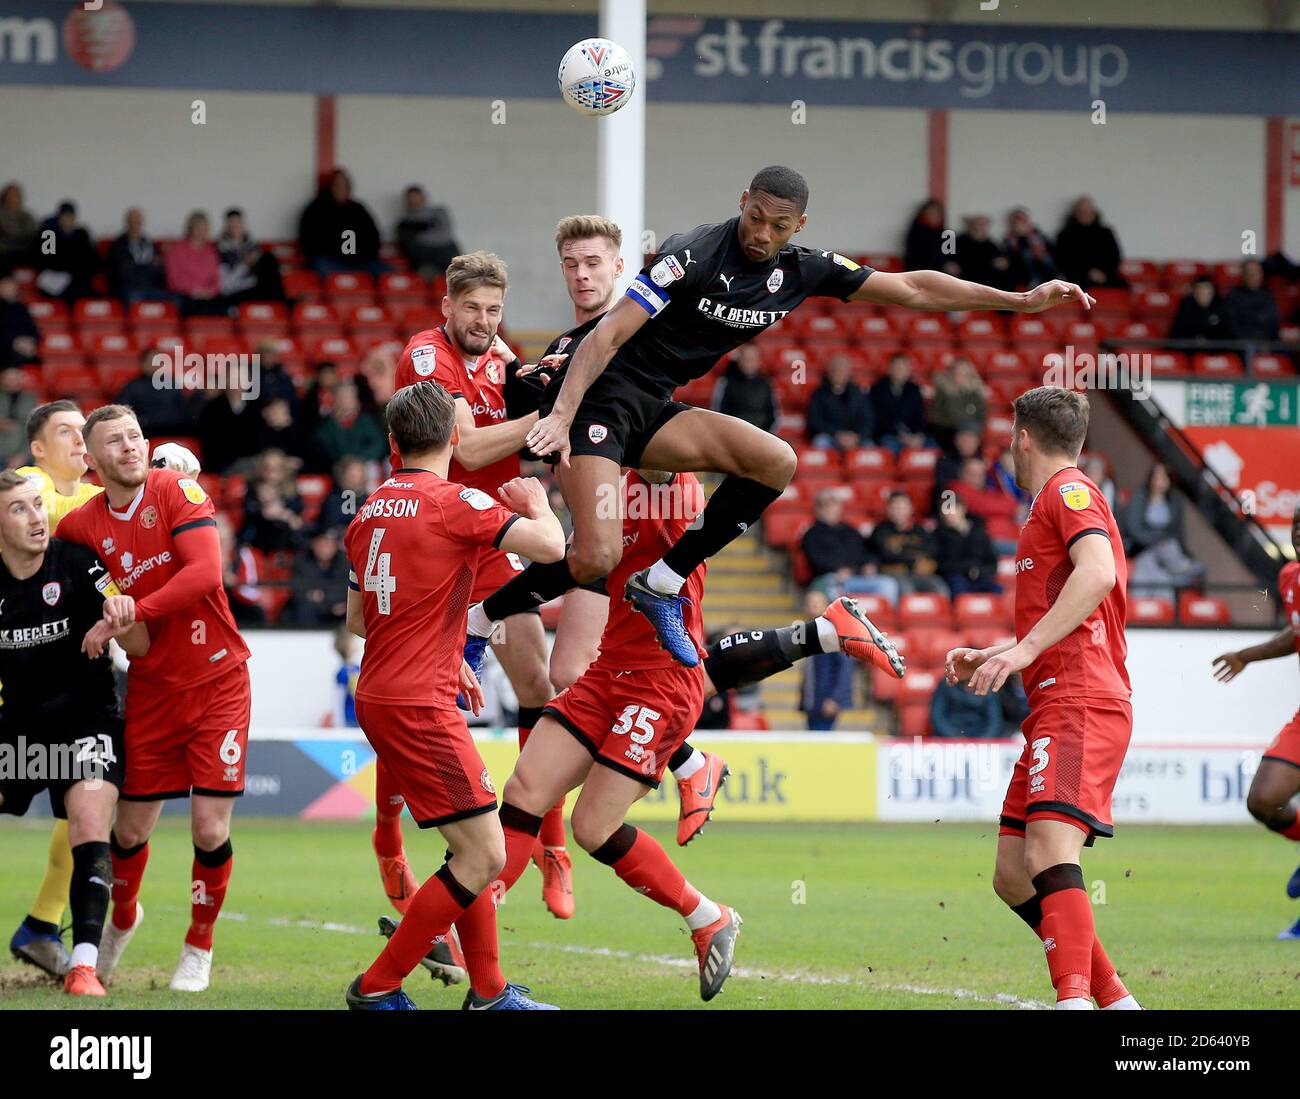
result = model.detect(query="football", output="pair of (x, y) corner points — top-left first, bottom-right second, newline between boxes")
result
(558, 37), (636, 116)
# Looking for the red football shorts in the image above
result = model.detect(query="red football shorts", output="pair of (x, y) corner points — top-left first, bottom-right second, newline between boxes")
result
(1263, 708), (1300, 769)
(121, 662), (252, 800)
(542, 659), (705, 787)
(355, 699), (497, 827)
(471, 546), (526, 604)
(999, 696), (1133, 844)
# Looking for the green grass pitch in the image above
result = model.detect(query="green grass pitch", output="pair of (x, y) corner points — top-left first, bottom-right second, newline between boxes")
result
(1, 819), (1296, 1009)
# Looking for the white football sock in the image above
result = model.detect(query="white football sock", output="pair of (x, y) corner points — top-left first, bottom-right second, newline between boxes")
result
(673, 749), (705, 781)
(812, 614), (840, 654)
(466, 602), (494, 638)
(685, 895), (722, 931)
(71, 942), (98, 969)
(645, 559), (687, 596)
(1055, 997), (1094, 1010)
(1102, 994), (1142, 1010)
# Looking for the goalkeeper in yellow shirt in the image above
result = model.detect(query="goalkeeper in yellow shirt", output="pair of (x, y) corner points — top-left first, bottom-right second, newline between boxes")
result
(9, 399), (200, 976)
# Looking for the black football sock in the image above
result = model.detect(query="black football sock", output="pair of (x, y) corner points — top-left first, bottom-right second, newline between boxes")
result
(1010, 896), (1044, 934)
(22, 914), (59, 936)
(667, 743), (695, 772)
(659, 476), (783, 582)
(704, 621), (827, 693)
(482, 556), (578, 622)
(69, 841), (113, 949)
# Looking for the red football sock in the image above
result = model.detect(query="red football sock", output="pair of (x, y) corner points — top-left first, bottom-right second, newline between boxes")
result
(1278, 815), (1300, 841)
(597, 826), (700, 917)
(540, 801), (567, 848)
(109, 835), (149, 932)
(372, 762), (405, 859)
(361, 865), (476, 995)
(1015, 897), (1125, 1003)
(453, 888), (505, 1000)
(1034, 864), (1095, 1000)
(186, 842), (233, 951)
(497, 806), (544, 897)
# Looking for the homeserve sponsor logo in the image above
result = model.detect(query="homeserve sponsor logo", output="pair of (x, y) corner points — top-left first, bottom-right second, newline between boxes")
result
(116, 551), (172, 591)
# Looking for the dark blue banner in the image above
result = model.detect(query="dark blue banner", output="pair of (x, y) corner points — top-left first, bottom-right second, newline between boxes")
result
(0, 2), (1295, 114)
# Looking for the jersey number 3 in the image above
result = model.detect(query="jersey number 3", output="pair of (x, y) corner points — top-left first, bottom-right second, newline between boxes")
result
(364, 528), (397, 615)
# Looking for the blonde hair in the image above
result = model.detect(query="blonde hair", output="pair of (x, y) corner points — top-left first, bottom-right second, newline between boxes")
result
(555, 215), (622, 255)
(445, 250), (508, 298)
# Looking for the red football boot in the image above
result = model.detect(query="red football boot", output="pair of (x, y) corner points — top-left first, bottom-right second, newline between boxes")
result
(824, 597), (905, 678)
(676, 751), (729, 847)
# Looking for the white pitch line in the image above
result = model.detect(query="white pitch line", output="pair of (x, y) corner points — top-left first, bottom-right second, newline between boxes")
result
(222, 910), (1047, 1009)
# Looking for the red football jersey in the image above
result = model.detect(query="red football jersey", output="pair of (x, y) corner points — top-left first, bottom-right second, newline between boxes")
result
(392, 327), (519, 496)
(596, 471), (707, 672)
(1280, 561), (1300, 653)
(57, 469), (250, 692)
(1013, 467), (1130, 706)
(346, 468), (519, 709)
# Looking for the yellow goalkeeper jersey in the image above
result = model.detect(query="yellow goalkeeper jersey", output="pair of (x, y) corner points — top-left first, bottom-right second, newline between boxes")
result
(15, 465), (103, 531)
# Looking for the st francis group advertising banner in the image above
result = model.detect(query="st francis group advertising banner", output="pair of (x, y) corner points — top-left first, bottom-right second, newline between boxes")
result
(0, 2), (1296, 115)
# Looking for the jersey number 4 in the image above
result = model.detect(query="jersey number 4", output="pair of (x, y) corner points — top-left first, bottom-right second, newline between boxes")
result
(612, 704), (660, 746)
(364, 528), (397, 615)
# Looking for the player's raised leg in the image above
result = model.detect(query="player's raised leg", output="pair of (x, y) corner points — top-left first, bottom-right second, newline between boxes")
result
(630, 408), (795, 664)
(9, 821), (73, 978)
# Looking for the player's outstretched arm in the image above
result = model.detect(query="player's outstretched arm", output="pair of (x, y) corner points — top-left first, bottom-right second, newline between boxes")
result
(526, 297), (649, 462)
(496, 476), (565, 563)
(1213, 626), (1298, 682)
(450, 397), (539, 472)
(968, 534), (1115, 695)
(852, 269), (1094, 315)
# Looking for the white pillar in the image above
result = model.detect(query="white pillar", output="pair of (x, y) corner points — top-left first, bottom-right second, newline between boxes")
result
(597, 0), (646, 290)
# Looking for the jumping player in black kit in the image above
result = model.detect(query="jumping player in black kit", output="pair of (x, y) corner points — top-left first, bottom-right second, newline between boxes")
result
(474, 165), (1095, 665)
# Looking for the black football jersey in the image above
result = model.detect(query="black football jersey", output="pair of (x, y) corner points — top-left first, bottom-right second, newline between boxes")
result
(0, 538), (120, 726)
(615, 217), (873, 394)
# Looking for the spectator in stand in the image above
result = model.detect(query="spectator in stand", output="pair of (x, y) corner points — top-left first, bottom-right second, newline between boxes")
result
(867, 490), (947, 596)
(115, 346), (199, 437)
(1121, 461), (1207, 600)
(869, 353), (929, 452)
(801, 488), (901, 605)
(1170, 275), (1233, 342)
(933, 424), (983, 509)
(107, 208), (170, 304)
(217, 208), (287, 304)
(0, 274), (39, 368)
(713, 345), (777, 433)
(903, 199), (958, 274)
(954, 214), (1012, 289)
(360, 341), (399, 408)
(934, 496), (1002, 595)
(196, 376), (263, 474)
(299, 360), (340, 466)
(240, 448), (306, 553)
(313, 380), (387, 467)
(1224, 259), (1280, 342)
(318, 455), (371, 530)
(799, 589), (855, 731)
(284, 526), (350, 626)
(35, 201), (97, 302)
(216, 511), (265, 627)
(807, 352), (872, 449)
(991, 448), (1032, 507)
(929, 675), (1003, 738)
(256, 396), (303, 458)
(299, 168), (384, 278)
(253, 339), (300, 411)
(952, 456), (1024, 555)
(165, 211), (226, 316)
(928, 358), (987, 452)
(0, 183), (38, 275)
(1080, 453), (1118, 511)
(396, 186), (461, 278)
(1052, 196), (1126, 290)
(0, 366), (37, 464)
(1003, 206), (1056, 289)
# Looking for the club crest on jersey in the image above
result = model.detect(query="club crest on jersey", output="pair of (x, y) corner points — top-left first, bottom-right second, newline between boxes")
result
(411, 345), (437, 378)
(459, 487), (494, 511)
(101, 537), (115, 555)
(140, 505), (158, 529)
(178, 478), (207, 505)
(650, 254), (685, 287)
(1059, 482), (1091, 510)
(480, 768), (495, 795)
(42, 582), (60, 606)
(556, 336), (572, 353)
(588, 424), (609, 444)
(766, 268), (784, 293)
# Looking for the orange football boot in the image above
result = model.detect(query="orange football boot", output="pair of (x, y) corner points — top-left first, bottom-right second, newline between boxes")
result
(676, 751), (729, 846)
(373, 831), (420, 915)
(539, 848), (575, 919)
(64, 964), (107, 997)
(824, 596), (905, 678)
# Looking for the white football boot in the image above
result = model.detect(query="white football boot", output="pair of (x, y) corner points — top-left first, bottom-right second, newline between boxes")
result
(96, 903), (143, 985)
(169, 943), (212, 992)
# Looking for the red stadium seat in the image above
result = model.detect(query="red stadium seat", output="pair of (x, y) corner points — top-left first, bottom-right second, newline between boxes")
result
(324, 271), (375, 308)
(378, 272), (429, 308)
(88, 331), (136, 356)
(957, 314), (1006, 347)
(1136, 289), (1176, 319)
(1117, 320), (1156, 342)
(898, 591), (951, 629)
(954, 592), (1008, 629)
(1118, 259), (1159, 284)
(897, 702), (931, 739)
(1177, 592), (1231, 626)
(237, 301), (290, 337)
(896, 447), (938, 482)
(858, 253), (902, 272)
(1192, 352), (1244, 377)
(1249, 353), (1295, 377)
(728, 710), (771, 731)
(963, 625), (1012, 651)
(849, 592), (896, 633)
(27, 299), (70, 333)
(793, 445), (843, 483)
(283, 269), (322, 301)
(904, 627), (963, 669)
(73, 298), (125, 332)
(40, 331), (81, 356)
(296, 473), (332, 523)
(1128, 595), (1175, 624)
(851, 314), (900, 345)
(128, 299), (179, 328)
(1142, 349), (1190, 376)
(870, 634), (909, 702)
(801, 314), (849, 343)
(844, 446), (895, 477)
(905, 314), (953, 346)
(763, 509), (812, 551)
(95, 354), (138, 396)
(982, 349), (1028, 377)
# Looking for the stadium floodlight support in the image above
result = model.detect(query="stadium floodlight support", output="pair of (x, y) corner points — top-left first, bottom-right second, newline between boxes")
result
(598, 0), (646, 293)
